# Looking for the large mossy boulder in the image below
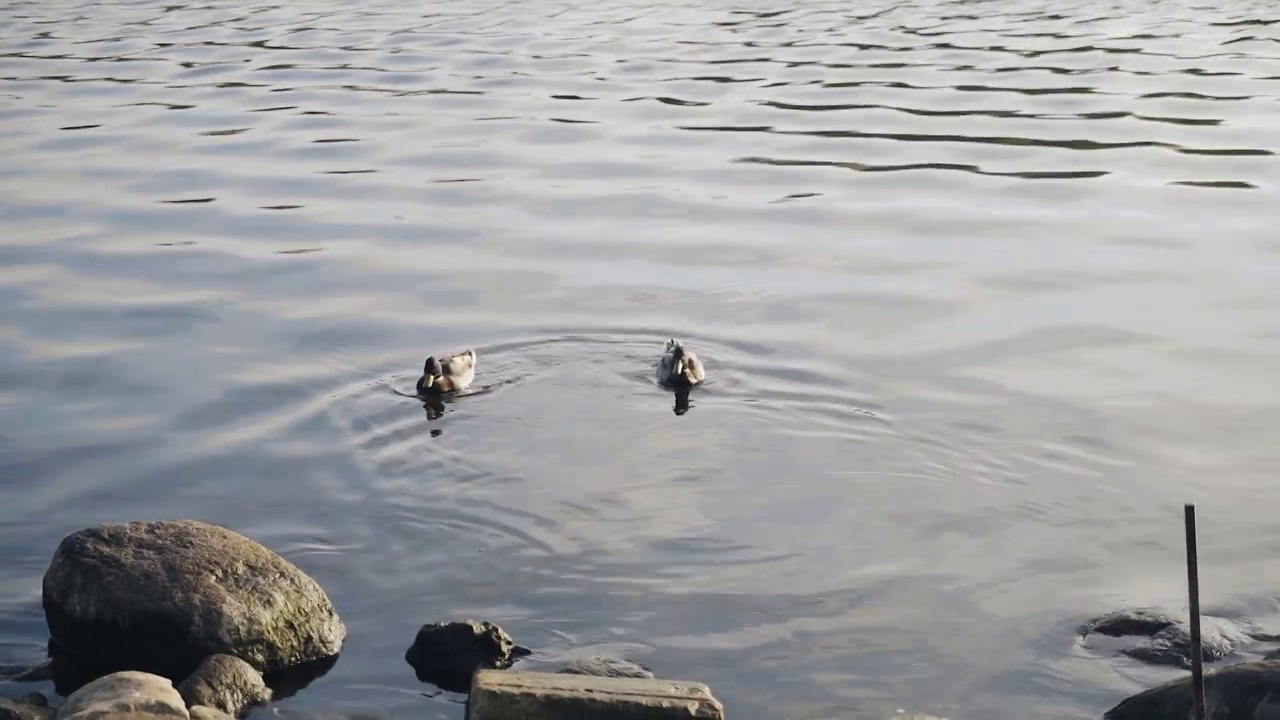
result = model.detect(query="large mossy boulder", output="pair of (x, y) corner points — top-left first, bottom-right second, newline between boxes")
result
(43, 520), (345, 681)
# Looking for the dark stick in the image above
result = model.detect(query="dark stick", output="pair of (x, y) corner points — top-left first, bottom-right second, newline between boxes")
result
(1185, 503), (1206, 720)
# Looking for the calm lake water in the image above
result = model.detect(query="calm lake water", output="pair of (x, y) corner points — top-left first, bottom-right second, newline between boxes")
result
(1, 0), (1279, 717)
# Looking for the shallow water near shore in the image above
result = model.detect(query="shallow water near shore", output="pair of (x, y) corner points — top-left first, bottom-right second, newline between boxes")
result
(1, 0), (1279, 717)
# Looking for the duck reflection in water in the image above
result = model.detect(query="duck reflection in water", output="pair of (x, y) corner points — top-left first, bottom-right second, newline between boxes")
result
(672, 385), (692, 416)
(421, 393), (446, 420)
(417, 389), (495, 437)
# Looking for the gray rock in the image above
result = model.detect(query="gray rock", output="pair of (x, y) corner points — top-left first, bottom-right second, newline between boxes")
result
(54, 670), (188, 720)
(1105, 659), (1280, 719)
(556, 657), (655, 679)
(42, 520), (345, 680)
(405, 619), (531, 693)
(468, 669), (724, 720)
(188, 708), (234, 720)
(1080, 607), (1279, 668)
(176, 655), (270, 717)
(0, 694), (53, 720)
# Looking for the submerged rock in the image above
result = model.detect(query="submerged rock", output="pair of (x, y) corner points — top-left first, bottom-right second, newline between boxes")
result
(176, 655), (270, 717)
(1082, 607), (1182, 638)
(0, 693), (52, 720)
(556, 656), (655, 679)
(1079, 606), (1279, 668)
(55, 671), (187, 720)
(405, 619), (531, 693)
(42, 519), (346, 681)
(1104, 659), (1280, 719)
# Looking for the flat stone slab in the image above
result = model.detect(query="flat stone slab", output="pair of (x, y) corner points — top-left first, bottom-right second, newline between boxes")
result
(467, 670), (724, 720)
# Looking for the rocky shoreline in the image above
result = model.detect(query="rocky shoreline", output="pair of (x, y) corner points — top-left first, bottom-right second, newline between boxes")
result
(1079, 606), (1280, 720)
(0, 519), (672, 719)
(3, 519), (1278, 719)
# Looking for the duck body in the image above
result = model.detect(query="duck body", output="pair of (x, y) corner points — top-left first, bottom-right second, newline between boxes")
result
(656, 338), (705, 388)
(417, 349), (477, 395)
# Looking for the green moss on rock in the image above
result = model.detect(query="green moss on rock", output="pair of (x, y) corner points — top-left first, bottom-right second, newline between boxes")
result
(42, 520), (345, 682)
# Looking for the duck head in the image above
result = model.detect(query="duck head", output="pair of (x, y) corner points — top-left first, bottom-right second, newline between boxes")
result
(669, 343), (686, 377)
(418, 356), (444, 393)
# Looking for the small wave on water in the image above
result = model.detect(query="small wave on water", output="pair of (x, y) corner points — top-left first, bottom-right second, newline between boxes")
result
(310, 327), (919, 629)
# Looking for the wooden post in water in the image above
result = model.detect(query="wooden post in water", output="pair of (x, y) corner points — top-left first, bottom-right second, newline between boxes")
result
(1184, 503), (1206, 720)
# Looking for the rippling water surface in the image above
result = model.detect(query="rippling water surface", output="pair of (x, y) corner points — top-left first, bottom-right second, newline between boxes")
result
(2, 0), (1279, 717)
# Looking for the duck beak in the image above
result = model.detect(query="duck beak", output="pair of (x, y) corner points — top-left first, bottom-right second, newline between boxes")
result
(674, 358), (685, 377)
(421, 375), (435, 389)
